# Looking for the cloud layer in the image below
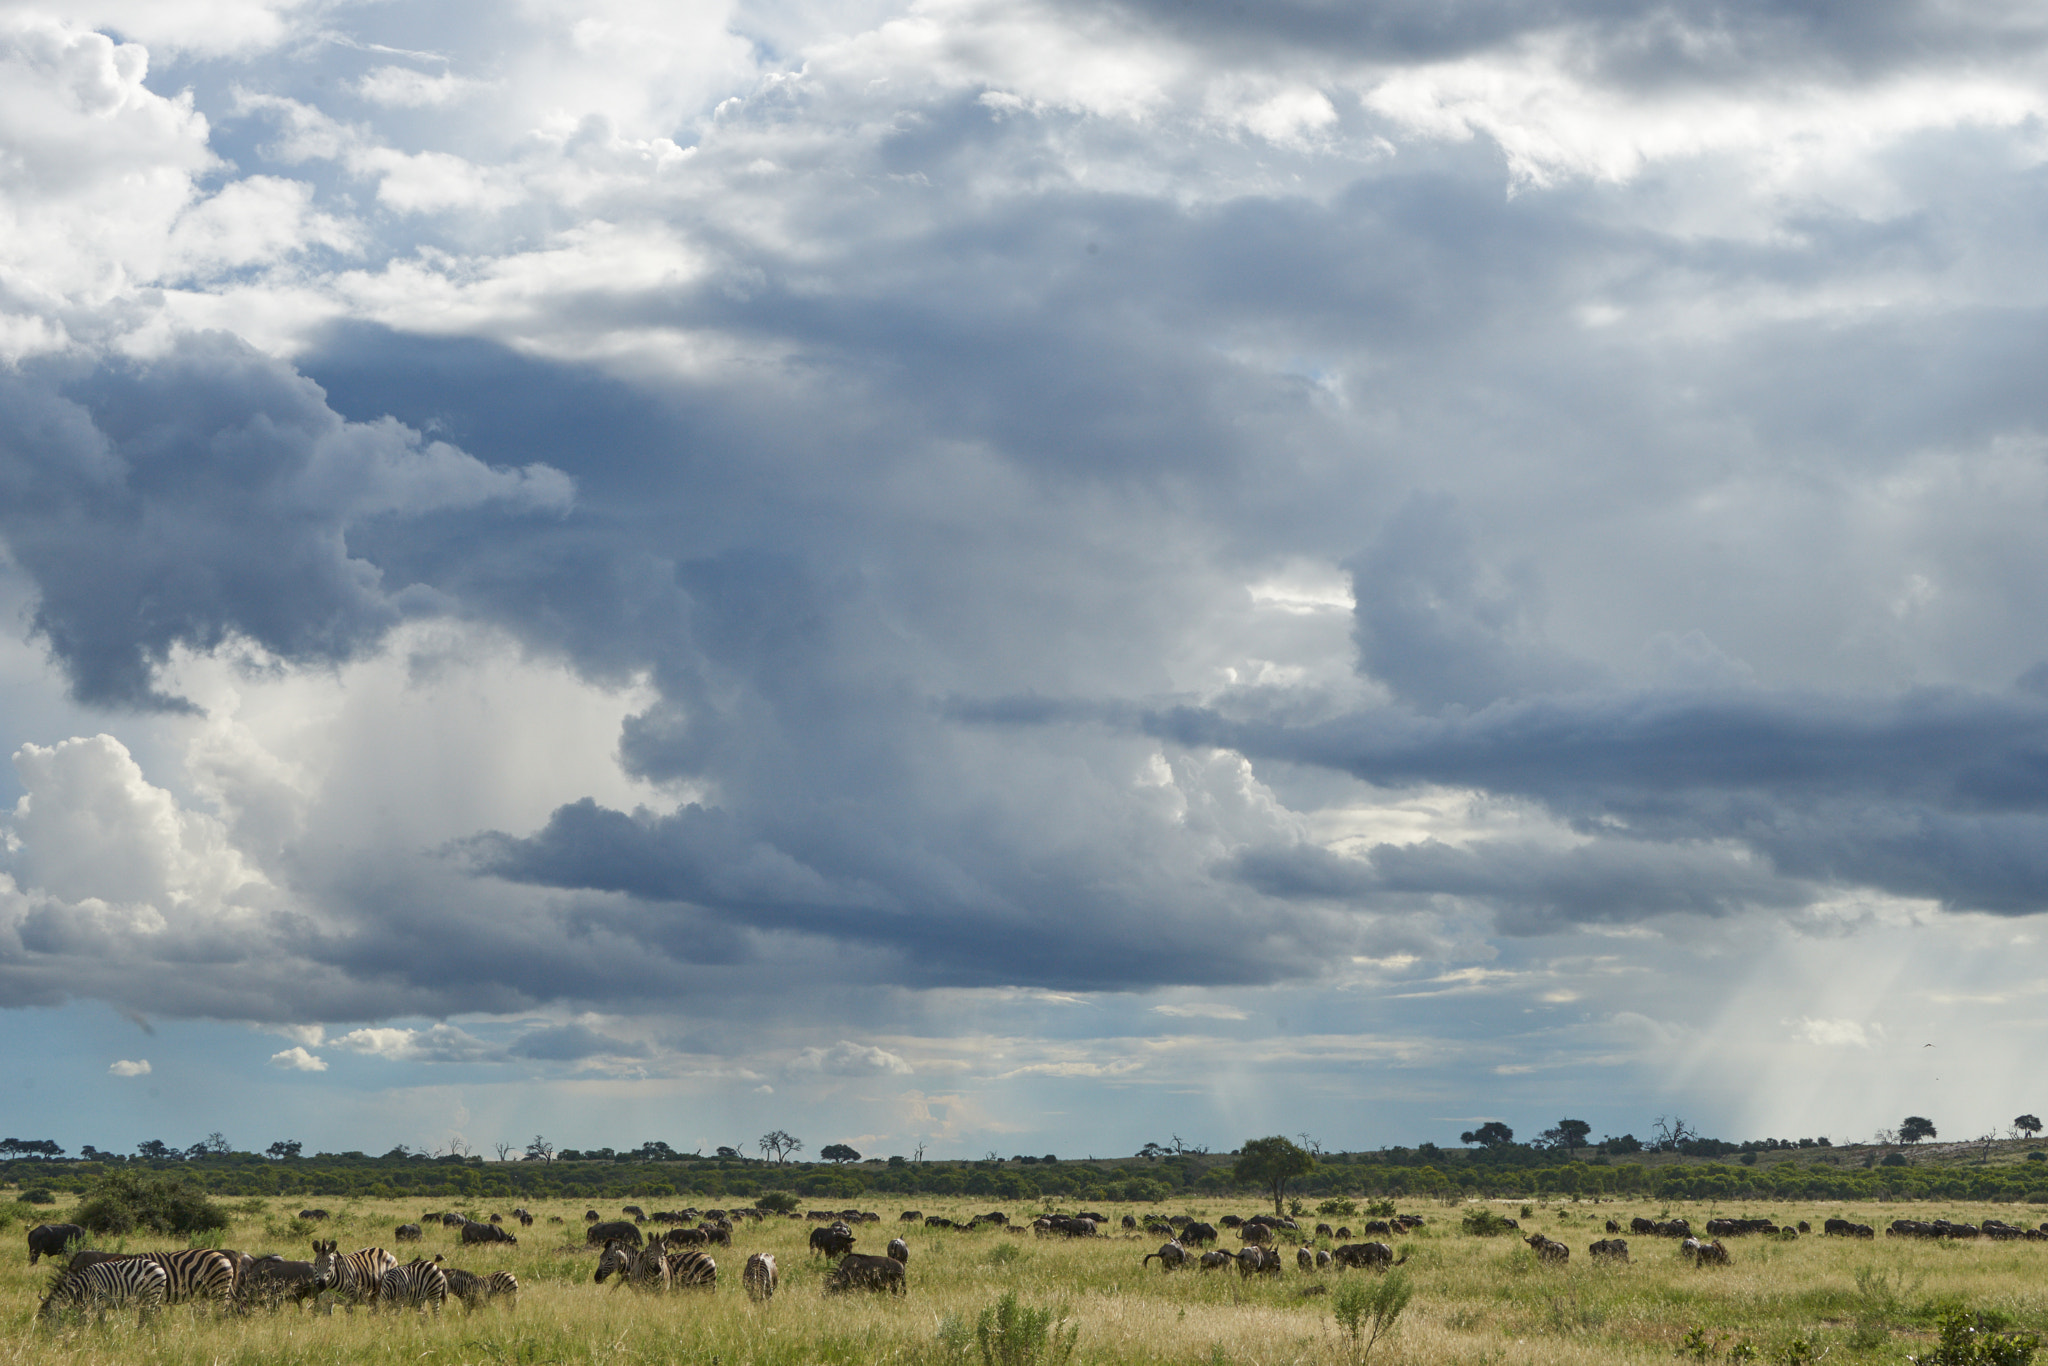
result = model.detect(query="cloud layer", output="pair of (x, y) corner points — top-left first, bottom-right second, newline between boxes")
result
(3, 0), (2048, 1151)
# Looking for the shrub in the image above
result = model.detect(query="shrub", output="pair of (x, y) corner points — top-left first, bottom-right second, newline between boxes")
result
(1914, 1308), (2037, 1365)
(971, 1291), (1078, 1366)
(1318, 1198), (1358, 1217)
(73, 1171), (229, 1237)
(755, 1190), (800, 1213)
(1462, 1207), (1519, 1237)
(1333, 1268), (1412, 1363)
(15, 1188), (56, 1204)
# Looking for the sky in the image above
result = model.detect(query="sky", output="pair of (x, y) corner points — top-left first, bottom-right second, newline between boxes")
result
(2, 0), (2047, 1165)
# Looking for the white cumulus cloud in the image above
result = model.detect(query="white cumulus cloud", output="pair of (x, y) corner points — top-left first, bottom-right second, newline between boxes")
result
(108, 1058), (151, 1076)
(789, 1040), (914, 1076)
(268, 1045), (326, 1071)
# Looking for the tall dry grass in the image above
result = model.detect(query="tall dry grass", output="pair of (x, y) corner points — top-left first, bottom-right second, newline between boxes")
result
(6, 1194), (2048, 1364)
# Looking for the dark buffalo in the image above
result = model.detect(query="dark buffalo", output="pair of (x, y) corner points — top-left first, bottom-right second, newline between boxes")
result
(1525, 1234), (1569, 1264)
(886, 1238), (910, 1264)
(826, 1253), (905, 1295)
(242, 1254), (325, 1311)
(1588, 1239), (1629, 1263)
(666, 1227), (709, 1247)
(899, 1211), (923, 1222)
(1143, 1241), (1187, 1271)
(622, 1206), (646, 1219)
(1330, 1243), (1405, 1270)
(585, 1221), (641, 1246)
(439, 1212), (468, 1227)
(395, 1223), (423, 1242)
(1121, 1215), (1138, 1230)
(1681, 1237), (1730, 1266)
(810, 1225), (857, 1259)
(462, 1221), (517, 1246)
(27, 1223), (86, 1265)
(1236, 1246), (1283, 1276)
(1180, 1222), (1219, 1246)
(298, 1209), (330, 1222)
(1605, 1219), (1622, 1234)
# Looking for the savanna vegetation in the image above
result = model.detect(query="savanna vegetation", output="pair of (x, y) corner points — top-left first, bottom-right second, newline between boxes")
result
(9, 1181), (2048, 1365)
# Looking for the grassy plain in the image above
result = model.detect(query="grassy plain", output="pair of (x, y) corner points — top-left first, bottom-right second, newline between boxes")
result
(7, 1194), (2048, 1365)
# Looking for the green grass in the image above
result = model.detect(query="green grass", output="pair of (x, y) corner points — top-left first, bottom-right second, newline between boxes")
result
(7, 1196), (2048, 1364)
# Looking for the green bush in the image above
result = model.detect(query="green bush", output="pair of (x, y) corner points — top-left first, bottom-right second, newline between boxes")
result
(1333, 1268), (1412, 1363)
(73, 1170), (230, 1237)
(755, 1190), (800, 1213)
(1915, 1308), (2037, 1365)
(15, 1188), (56, 1204)
(1318, 1198), (1358, 1217)
(973, 1291), (1078, 1366)
(1462, 1207), (1519, 1236)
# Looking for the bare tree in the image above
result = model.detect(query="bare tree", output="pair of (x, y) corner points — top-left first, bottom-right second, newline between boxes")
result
(912, 1141), (927, 1164)
(526, 1135), (556, 1164)
(758, 1130), (803, 1163)
(1651, 1116), (1696, 1150)
(1297, 1132), (1325, 1156)
(494, 1141), (515, 1162)
(447, 1136), (470, 1158)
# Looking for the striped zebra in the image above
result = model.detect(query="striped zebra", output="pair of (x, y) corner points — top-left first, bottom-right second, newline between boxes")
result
(443, 1268), (520, 1313)
(309, 1240), (397, 1309)
(38, 1257), (169, 1326)
(664, 1248), (716, 1289)
(742, 1251), (776, 1300)
(68, 1249), (237, 1312)
(594, 1238), (668, 1292)
(378, 1257), (447, 1314)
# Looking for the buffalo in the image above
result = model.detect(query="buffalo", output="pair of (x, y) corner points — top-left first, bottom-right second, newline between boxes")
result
(585, 1221), (641, 1247)
(1331, 1243), (1405, 1270)
(1681, 1237), (1730, 1266)
(1180, 1222), (1219, 1246)
(462, 1221), (517, 1246)
(810, 1224), (857, 1259)
(394, 1224), (423, 1243)
(886, 1238), (910, 1265)
(1588, 1239), (1629, 1263)
(1236, 1246), (1284, 1276)
(1525, 1234), (1569, 1264)
(1143, 1241), (1187, 1271)
(1198, 1250), (1232, 1270)
(825, 1253), (905, 1295)
(27, 1223), (86, 1265)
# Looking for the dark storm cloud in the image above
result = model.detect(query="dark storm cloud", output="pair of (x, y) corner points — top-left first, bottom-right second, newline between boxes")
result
(0, 335), (568, 709)
(1079, 0), (2048, 81)
(506, 1022), (648, 1062)
(1149, 683), (2048, 919)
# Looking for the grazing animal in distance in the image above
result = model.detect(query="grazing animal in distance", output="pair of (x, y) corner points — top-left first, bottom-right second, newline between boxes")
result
(1525, 1234), (1569, 1264)
(743, 1252), (777, 1300)
(461, 1221), (517, 1246)
(299, 1209), (331, 1222)
(585, 1221), (641, 1247)
(1681, 1237), (1730, 1266)
(1143, 1241), (1186, 1271)
(1297, 1247), (1315, 1271)
(826, 1253), (906, 1294)
(1330, 1243), (1405, 1270)
(394, 1224), (423, 1243)
(1198, 1250), (1232, 1270)
(1239, 1222), (1274, 1246)
(1316, 1249), (1331, 1268)
(899, 1210), (922, 1222)
(886, 1238), (909, 1265)
(1236, 1245), (1283, 1276)
(1605, 1219), (1622, 1234)
(26, 1223), (87, 1265)
(1179, 1222), (1219, 1246)
(1588, 1239), (1630, 1263)
(38, 1257), (168, 1326)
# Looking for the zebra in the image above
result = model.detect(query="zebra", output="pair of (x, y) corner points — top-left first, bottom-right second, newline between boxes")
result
(443, 1268), (520, 1313)
(664, 1248), (716, 1289)
(67, 1249), (237, 1312)
(378, 1257), (448, 1314)
(309, 1240), (397, 1309)
(742, 1251), (776, 1300)
(594, 1238), (668, 1292)
(38, 1258), (169, 1326)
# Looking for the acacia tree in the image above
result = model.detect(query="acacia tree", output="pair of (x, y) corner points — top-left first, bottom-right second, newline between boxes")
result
(1235, 1135), (1316, 1215)
(1459, 1122), (1514, 1148)
(1539, 1119), (1592, 1152)
(2017, 1115), (2043, 1138)
(759, 1130), (803, 1163)
(525, 1135), (556, 1163)
(820, 1143), (861, 1164)
(1900, 1116), (1937, 1145)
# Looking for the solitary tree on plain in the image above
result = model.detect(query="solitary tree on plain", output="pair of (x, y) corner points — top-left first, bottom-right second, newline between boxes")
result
(1900, 1116), (1937, 1145)
(1235, 1135), (1316, 1215)
(2017, 1115), (2043, 1137)
(1459, 1122), (1514, 1148)
(759, 1130), (803, 1163)
(820, 1143), (861, 1164)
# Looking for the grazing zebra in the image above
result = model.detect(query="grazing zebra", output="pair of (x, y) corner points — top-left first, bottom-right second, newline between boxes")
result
(378, 1257), (447, 1314)
(63, 1250), (239, 1312)
(743, 1252), (776, 1301)
(664, 1248), (716, 1289)
(483, 1271), (519, 1308)
(309, 1240), (397, 1308)
(446, 1267), (521, 1313)
(39, 1258), (169, 1326)
(594, 1239), (668, 1292)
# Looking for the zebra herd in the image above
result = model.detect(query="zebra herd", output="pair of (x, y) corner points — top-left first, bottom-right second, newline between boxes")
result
(31, 1237), (519, 1327)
